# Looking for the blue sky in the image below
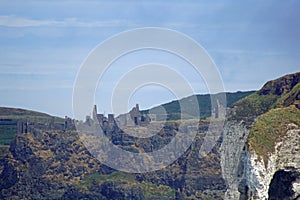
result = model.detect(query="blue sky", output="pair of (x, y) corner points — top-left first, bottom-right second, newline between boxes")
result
(0, 0), (299, 118)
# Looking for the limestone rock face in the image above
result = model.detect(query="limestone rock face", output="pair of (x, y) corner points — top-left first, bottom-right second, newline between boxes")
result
(220, 120), (251, 199)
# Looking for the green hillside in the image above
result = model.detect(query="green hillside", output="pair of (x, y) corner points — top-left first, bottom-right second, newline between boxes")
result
(142, 91), (255, 120)
(0, 107), (64, 122)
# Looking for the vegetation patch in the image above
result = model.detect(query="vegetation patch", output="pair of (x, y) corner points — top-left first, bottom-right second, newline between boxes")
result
(0, 125), (17, 145)
(233, 93), (278, 119)
(232, 73), (300, 121)
(77, 171), (175, 198)
(247, 106), (300, 167)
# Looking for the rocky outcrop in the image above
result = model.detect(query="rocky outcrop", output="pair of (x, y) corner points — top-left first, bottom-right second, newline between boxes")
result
(0, 130), (103, 199)
(258, 72), (300, 96)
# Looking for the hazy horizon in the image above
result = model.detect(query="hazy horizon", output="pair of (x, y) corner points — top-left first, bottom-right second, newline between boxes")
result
(2, 89), (258, 118)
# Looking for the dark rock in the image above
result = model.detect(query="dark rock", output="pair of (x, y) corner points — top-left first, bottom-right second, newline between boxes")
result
(62, 187), (107, 200)
(0, 163), (18, 190)
(258, 72), (300, 96)
(28, 157), (47, 177)
(100, 182), (144, 200)
(268, 170), (300, 200)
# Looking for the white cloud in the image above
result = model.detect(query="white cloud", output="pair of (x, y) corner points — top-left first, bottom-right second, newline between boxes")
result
(0, 15), (131, 28)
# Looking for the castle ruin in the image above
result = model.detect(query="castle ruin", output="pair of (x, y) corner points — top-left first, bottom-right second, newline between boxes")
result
(89, 104), (151, 128)
(116, 104), (151, 127)
(90, 105), (115, 126)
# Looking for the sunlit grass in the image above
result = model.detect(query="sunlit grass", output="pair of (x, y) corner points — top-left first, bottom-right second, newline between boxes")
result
(248, 106), (300, 167)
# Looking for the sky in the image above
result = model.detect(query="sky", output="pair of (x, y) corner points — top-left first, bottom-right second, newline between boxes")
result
(0, 0), (299, 118)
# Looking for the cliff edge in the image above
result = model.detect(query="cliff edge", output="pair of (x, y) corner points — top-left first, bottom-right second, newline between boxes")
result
(221, 72), (300, 199)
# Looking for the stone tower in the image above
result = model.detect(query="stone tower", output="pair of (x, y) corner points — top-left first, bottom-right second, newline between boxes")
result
(130, 104), (141, 126)
(92, 105), (97, 121)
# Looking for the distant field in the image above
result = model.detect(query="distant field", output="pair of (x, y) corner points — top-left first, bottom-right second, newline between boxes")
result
(0, 124), (17, 145)
(0, 118), (17, 155)
(0, 125), (16, 157)
(0, 107), (64, 154)
(0, 107), (64, 123)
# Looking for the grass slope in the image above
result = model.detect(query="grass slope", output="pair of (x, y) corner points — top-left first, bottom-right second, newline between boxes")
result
(143, 91), (255, 120)
(0, 107), (63, 122)
(233, 74), (300, 120)
(248, 106), (300, 167)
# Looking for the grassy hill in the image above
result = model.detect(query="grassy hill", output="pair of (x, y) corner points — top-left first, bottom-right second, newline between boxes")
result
(0, 107), (64, 122)
(142, 91), (255, 120)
